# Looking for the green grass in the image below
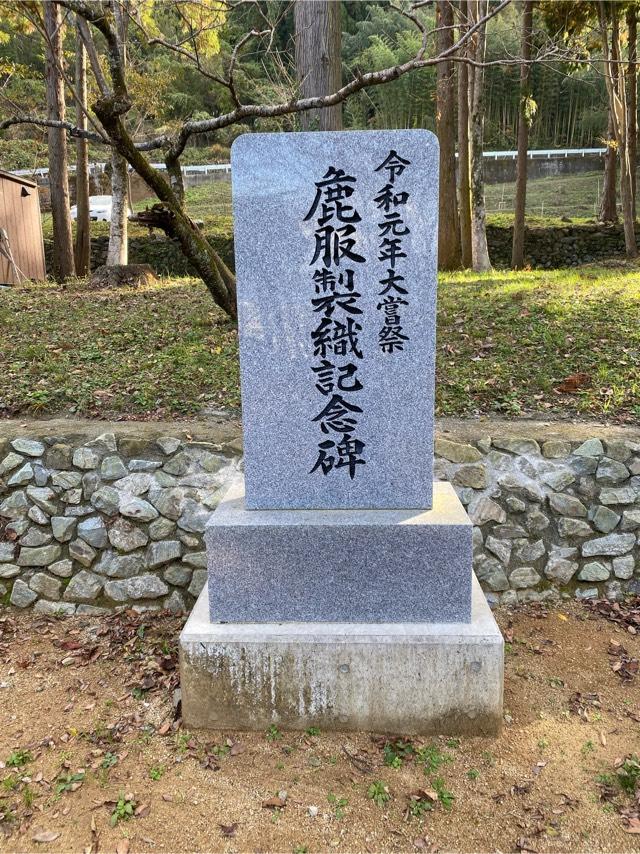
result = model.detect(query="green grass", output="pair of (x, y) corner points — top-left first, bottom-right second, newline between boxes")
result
(1, 265), (639, 420)
(39, 170), (612, 241)
(0, 277), (240, 418)
(437, 265), (640, 420)
(485, 170), (608, 223)
(40, 179), (234, 242)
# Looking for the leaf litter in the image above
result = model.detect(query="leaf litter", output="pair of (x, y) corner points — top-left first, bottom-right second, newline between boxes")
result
(0, 602), (639, 852)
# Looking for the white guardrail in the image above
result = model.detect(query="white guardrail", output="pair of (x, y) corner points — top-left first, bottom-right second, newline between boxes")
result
(11, 149), (606, 181)
(11, 162), (232, 179)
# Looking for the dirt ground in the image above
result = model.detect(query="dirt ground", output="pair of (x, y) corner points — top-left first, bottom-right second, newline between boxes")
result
(0, 601), (639, 854)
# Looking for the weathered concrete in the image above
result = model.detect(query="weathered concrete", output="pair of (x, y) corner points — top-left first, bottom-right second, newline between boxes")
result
(180, 575), (503, 735)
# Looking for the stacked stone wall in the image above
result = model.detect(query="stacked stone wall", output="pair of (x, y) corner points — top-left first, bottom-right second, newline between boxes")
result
(42, 223), (639, 278)
(434, 429), (640, 606)
(1, 421), (638, 614)
(0, 427), (239, 616)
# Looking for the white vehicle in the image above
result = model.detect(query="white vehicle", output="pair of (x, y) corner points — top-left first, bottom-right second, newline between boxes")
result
(70, 195), (131, 222)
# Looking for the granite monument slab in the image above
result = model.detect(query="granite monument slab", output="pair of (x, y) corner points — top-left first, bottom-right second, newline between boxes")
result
(232, 130), (439, 510)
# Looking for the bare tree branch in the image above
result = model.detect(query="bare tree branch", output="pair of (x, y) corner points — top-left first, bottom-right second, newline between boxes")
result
(77, 16), (110, 96)
(0, 113), (106, 142)
(4, 0), (522, 159)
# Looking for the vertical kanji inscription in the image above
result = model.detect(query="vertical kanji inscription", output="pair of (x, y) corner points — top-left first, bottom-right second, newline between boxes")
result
(304, 167), (367, 479)
(374, 150), (411, 353)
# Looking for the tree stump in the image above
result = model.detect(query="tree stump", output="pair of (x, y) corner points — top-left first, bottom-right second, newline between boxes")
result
(88, 264), (158, 290)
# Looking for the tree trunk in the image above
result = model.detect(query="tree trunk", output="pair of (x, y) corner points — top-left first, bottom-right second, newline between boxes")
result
(468, 0), (491, 272)
(599, 110), (618, 222)
(107, 0), (129, 266)
(457, 0), (472, 268)
(436, 0), (461, 270)
(599, 0), (637, 257)
(166, 154), (185, 206)
(107, 151), (129, 265)
(74, 27), (90, 276)
(511, 0), (533, 270)
(627, 4), (637, 219)
(44, 1), (75, 280)
(294, 0), (343, 130)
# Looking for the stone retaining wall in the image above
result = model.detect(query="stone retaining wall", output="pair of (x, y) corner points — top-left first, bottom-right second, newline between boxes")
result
(43, 223), (638, 278)
(486, 223), (639, 268)
(0, 423), (241, 616)
(0, 419), (638, 614)
(434, 425), (640, 607)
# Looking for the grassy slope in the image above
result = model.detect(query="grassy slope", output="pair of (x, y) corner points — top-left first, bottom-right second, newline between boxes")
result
(485, 170), (606, 223)
(2, 265), (639, 421)
(38, 171), (614, 238)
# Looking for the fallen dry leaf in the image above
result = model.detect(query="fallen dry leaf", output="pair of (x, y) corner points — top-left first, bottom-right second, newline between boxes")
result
(555, 372), (591, 393)
(219, 822), (238, 837)
(624, 818), (640, 834)
(32, 830), (61, 844)
(262, 796), (286, 810)
(408, 787), (438, 803)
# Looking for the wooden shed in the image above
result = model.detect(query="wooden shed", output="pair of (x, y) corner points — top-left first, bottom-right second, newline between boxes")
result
(0, 170), (46, 285)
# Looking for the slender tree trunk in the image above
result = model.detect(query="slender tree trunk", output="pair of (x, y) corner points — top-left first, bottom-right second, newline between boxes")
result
(294, 0), (343, 130)
(599, 1), (637, 257)
(108, 0), (129, 266)
(166, 155), (185, 205)
(599, 110), (618, 222)
(457, 0), (472, 267)
(44, 1), (75, 280)
(627, 4), (637, 219)
(468, 0), (491, 272)
(74, 26), (90, 276)
(436, 0), (461, 270)
(613, 7), (637, 256)
(511, 0), (533, 270)
(107, 152), (129, 265)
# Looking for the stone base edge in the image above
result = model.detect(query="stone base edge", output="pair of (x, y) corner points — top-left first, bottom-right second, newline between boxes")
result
(179, 576), (504, 735)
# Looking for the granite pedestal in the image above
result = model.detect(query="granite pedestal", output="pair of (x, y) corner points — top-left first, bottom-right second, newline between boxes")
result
(180, 574), (503, 735)
(205, 478), (472, 623)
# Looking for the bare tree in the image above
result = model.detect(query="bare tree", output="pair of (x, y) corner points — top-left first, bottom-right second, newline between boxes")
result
(626, 3), (637, 219)
(3, 0), (515, 315)
(74, 20), (91, 276)
(436, 0), (461, 270)
(467, 0), (491, 271)
(294, 0), (343, 131)
(457, 0), (472, 268)
(511, 0), (534, 270)
(44, 1), (75, 280)
(107, 0), (129, 265)
(599, 0), (637, 257)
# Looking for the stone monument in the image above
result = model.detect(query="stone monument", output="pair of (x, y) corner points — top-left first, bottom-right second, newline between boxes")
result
(180, 130), (503, 734)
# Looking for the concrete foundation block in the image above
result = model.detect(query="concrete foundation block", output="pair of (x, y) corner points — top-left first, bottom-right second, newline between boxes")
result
(180, 576), (503, 735)
(205, 479), (472, 623)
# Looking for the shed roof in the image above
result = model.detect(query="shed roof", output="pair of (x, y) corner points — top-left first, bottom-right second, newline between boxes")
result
(0, 170), (38, 189)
